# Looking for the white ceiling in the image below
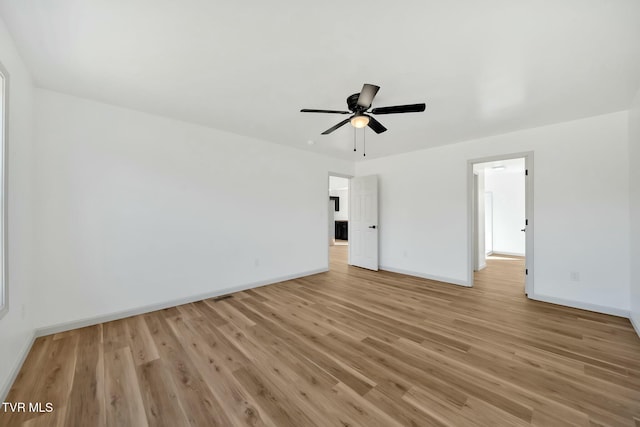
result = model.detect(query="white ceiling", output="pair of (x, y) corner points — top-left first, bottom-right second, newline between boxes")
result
(1, 1), (639, 160)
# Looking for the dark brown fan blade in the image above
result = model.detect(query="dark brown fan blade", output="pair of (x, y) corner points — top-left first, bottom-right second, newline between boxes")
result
(371, 103), (426, 115)
(367, 116), (387, 134)
(321, 118), (351, 135)
(301, 109), (351, 114)
(357, 84), (380, 108)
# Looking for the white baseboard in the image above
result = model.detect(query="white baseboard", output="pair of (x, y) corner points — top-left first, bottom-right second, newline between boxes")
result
(379, 265), (470, 287)
(490, 251), (526, 257)
(35, 268), (328, 337)
(630, 313), (640, 338)
(1, 331), (36, 403)
(477, 262), (487, 271)
(529, 293), (630, 318)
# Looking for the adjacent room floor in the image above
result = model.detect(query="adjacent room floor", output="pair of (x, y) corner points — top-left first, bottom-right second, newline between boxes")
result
(3, 246), (639, 426)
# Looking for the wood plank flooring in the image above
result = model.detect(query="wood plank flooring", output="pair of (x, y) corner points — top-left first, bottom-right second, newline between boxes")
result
(3, 247), (640, 426)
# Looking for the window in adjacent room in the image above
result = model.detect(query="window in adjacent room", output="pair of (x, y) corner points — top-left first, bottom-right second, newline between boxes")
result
(0, 62), (7, 319)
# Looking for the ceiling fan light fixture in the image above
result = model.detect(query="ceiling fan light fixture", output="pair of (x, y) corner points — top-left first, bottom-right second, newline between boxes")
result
(351, 114), (370, 129)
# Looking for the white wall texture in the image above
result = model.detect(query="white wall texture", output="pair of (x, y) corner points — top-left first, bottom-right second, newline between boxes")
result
(356, 112), (630, 313)
(0, 17), (35, 400)
(33, 89), (353, 330)
(485, 170), (526, 256)
(630, 88), (640, 333)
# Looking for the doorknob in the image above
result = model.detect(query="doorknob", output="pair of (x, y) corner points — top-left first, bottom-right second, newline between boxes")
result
(369, 225), (377, 229)
(521, 228), (526, 232)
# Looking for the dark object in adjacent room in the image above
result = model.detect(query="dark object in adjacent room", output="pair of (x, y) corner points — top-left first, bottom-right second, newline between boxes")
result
(330, 196), (339, 211)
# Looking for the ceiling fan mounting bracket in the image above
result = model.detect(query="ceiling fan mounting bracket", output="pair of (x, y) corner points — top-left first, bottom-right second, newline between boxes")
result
(347, 93), (368, 112)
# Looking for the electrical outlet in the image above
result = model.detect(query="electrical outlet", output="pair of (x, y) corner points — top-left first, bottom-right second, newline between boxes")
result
(570, 271), (580, 282)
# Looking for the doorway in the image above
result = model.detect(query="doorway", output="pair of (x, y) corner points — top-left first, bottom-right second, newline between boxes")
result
(328, 175), (350, 268)
(468, 153), (534, 295)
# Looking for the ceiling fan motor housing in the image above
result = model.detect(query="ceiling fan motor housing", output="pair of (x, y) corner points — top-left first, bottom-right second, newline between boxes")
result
(347, 93), (368, 112)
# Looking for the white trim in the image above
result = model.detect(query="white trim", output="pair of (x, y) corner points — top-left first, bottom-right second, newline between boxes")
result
(630, 313), (640, 338)
(379, 265), (470, 287)
(472, 173), (481, 271)
(0, 61), (9, 320)
(35, 268), (327, 337)
(524, 154), (534, 295)
(490, 251), (526, 257)
(0, 332), (35, 402)
(477, 262), (487, 271)
(484, 192), (493, 255)
(529, 293), (630, 318)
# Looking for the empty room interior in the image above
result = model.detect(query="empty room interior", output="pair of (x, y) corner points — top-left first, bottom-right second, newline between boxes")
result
(0, 1), (639, 426)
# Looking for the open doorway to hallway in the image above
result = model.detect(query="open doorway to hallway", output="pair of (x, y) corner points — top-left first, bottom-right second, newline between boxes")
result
(470, 155), (533, 295)
(329, 175), (349, 268)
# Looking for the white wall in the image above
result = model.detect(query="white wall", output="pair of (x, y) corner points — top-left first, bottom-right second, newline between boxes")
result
(630, 87), (640, 333)
(0, 17), (35, 400)
(33, 89), (353, 330)
(485, 170), (525, 256)
(356, 112), (630, 314)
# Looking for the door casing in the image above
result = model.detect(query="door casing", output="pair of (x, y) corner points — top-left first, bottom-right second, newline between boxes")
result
(467, 152), (534, 295)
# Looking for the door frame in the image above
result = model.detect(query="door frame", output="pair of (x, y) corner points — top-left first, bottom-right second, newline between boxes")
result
(472, 173), (486, 271)
(484, 191), (494, 255)
(327, 172), (353, 269)
(466, 152), (534, 295)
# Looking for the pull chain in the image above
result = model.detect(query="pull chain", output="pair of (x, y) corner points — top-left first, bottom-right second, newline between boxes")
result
(353, 126), (356, 152)
(363, 127), (366, 157)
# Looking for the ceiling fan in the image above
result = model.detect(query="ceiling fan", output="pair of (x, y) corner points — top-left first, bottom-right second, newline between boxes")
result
(300, 83), (426, 135)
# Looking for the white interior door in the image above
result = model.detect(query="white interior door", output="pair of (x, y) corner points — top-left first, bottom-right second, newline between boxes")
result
(349, 175), (378, 271)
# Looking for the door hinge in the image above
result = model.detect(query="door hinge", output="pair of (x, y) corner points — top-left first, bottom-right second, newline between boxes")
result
(525, 269), (528, 275)
(525, 219), (528, 226)
(525, 169), (528, 176)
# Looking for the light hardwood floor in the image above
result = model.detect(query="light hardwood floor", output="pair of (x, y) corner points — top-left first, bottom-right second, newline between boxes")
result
(3, 246), (640, 426)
